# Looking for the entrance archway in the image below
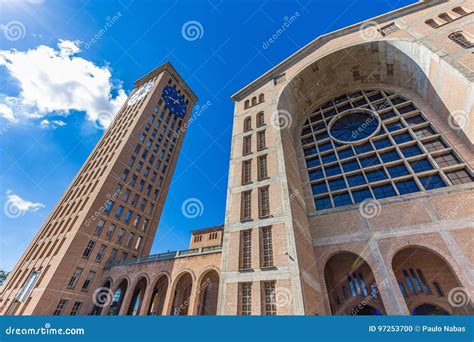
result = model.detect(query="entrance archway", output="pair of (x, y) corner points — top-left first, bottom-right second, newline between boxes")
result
(324, 252), (386, 315)
(90, 279), (112, 315)
(392, 246), (471, 315)
(170, 272), (193, 315)
(126, 277), (148, 315)
(147, 275), (169, 315)
(108, 278), (128, 315)
(196, 270), (219, 315)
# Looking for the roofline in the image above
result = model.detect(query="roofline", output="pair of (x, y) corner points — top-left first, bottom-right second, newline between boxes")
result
(231, 0), (444, 101)
(134, 62), (198, 102)
(191, 225), (224, 235)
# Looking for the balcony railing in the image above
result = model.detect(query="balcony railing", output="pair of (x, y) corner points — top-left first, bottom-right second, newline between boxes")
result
(105, 245), (222, 268)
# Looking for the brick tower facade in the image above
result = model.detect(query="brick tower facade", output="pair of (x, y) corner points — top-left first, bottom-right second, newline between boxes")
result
(0, 63), (197, 315)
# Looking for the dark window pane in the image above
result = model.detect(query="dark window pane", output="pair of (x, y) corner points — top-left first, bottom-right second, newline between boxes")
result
(328, 178), (346, 191)
(372, 184), (396, 199)
(315, 197), (332, 210)
(333, 192), (352, 207)
(410, 159), (433, 173)
(387, 164), (409, 178)
(365, 168), (387, 182)
(396, 179), (419, 195)
(401, 145), (422, 158)
(419, 174), (446, 190)
(352, 188), (373, 203)
(347, 173), (366, 186)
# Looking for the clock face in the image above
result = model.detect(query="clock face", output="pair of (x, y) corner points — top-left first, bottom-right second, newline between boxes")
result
(127, 80), (154, 106)
(162, 85), (187, 118)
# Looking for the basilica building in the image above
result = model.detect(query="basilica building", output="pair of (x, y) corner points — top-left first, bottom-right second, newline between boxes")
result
(1, 0), (473, 316)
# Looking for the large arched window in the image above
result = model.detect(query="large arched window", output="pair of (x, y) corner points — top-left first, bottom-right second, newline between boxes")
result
(244, 117), (252, 132)
(300, 89), (473, 211)
(425, 19), (439, 28)
(452, 6), (468, 16)
(438, 13), (453, 22)
(257, 112), (265, 127)
(449, 31), (473, 48)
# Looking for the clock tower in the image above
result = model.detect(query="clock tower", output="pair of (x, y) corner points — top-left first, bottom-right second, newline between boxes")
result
(0, 63), (198, 315)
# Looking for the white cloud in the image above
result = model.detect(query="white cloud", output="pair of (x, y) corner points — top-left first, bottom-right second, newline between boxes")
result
(39, 119), (67, 129)
(5, 190), (45, 216)
(0, 103), (14, 121)
(0, 39), (127, 128)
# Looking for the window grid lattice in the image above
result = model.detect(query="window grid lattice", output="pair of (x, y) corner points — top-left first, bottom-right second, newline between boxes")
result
(300, 89), (473, 211)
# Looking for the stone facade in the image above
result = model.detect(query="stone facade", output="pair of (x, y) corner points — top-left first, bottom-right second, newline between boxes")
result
(1, 0), (473, 316)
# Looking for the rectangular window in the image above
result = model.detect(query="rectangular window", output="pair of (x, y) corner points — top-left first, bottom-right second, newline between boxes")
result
(94, 219), (105, 235)
(81, 271), (96, 291)
(117, 228), (126, 244)
(105, 224), (116, 240)
(238, 282), (252, 315)
(127, 232), (135, 248)
(109, 248), (118, 261)
(243, 135), (252, 155)
(260, 226), (274, 267)
(240, 229), (252, 270)
(258, 186), (270, 218)
(95, 244), (107, 262)
(82, 240), (95, 258)
(257, 130), (266, 151)
(242, 160), (252, 184)
(124, 210), (132, 223)
(70, 301), (82, 316)
(257, 155), (268, 180)
(53, 299), (68, 316)
(261, 281), (277, 315)
(16, 271), (40, 302)
(241, 190), (252, 221)
(135, 236), (143, 250)
(115, 205), (124, 219)
(67, 268), (83, 289)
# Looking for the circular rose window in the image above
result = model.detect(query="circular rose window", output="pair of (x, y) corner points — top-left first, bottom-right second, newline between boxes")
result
(328, 108), (381, 144)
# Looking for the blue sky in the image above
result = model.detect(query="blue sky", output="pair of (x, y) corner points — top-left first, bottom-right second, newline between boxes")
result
(0, 0), (416, 271)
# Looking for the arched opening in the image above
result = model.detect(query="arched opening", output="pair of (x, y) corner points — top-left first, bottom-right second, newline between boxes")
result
(126, 277), (147, 315)
(392, 246), (471, 315)
(90, 280), (111, 315)
(251, 97), (257, 106)
(244, 117), (252, 132)
(147, 275), (169, 315)
(258, 93), (265, 103)
(351, 304), (381, 316)
(196, 270), (219, 315)
(413, 303), (450, 315)
(108, 279), (128, 315)
(170, 273), (193, 315)
(324, 252), (386, 315)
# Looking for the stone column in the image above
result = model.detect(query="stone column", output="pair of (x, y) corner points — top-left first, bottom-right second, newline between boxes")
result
(368, 238), (409, 315)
